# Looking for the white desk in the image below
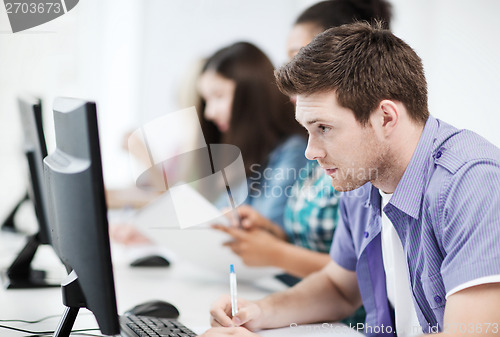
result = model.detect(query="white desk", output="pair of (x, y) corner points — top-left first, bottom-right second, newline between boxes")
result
(0, 231), (363, 337)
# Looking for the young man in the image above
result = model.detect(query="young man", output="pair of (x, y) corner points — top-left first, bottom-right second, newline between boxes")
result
(199, 23), (500, 337)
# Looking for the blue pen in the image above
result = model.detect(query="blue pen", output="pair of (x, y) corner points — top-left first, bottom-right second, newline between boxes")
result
(230, 264), (238, 316)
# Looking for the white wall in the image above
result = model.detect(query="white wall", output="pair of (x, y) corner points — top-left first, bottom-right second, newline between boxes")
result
(1, 0), (500, 218)
(390, 0), (500, 148)
(138, 0), (301, 121)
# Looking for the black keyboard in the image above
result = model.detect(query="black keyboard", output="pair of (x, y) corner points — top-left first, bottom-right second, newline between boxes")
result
(120, 314), (197, 337)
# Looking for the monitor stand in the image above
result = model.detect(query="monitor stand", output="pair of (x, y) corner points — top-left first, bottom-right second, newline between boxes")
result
(1, 192), (29, 233)
(1, 233), (59, 289)
(53, 271), (86, 337)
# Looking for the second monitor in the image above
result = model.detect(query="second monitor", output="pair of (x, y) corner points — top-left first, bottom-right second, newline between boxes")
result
(1, 96), (59, 289)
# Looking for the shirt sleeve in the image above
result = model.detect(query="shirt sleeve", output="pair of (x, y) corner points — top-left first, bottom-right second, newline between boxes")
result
(247, 135), (308, 227)
(330, 195), (358, 271)
(439, 159), (500, 293)
(446, 275), (500, 298)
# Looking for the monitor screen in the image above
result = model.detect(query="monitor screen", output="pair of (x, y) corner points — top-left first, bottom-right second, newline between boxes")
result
(43, 97), (120, 335)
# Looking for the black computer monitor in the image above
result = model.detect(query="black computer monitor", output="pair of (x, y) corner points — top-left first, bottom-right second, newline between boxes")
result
(43, 97), (120, 336)
(1, 96), (58, 289)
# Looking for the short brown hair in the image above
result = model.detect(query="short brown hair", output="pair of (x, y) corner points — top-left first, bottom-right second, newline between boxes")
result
(275, 22), (429, 125)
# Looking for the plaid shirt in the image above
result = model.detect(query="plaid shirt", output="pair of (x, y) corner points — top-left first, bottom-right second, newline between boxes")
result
(283, 160), (340, 253)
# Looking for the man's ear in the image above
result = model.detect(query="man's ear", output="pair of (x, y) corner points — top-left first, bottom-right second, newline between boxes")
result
(372, 100), (399, 137)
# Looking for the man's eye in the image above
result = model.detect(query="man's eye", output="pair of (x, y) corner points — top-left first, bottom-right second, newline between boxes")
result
(319, 125), (331, 133)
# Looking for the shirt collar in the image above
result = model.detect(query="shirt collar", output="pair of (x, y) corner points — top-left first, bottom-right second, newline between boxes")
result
(388, 116), (439, 219)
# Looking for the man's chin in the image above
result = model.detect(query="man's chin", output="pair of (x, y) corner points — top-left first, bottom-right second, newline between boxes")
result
(331, 179), (364, 192)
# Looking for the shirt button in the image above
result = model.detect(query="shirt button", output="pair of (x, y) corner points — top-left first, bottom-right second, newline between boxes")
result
(436, 151), (442, 159)
(364, 231), (369, 238)
(434, 295), (442, 304)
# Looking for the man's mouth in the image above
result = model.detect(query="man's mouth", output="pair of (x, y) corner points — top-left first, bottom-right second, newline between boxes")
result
(321, 167), (337, 176)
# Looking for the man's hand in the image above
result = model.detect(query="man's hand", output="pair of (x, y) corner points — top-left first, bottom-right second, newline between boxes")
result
(206, 262), (361, 334)
(209, 295), (264, 331)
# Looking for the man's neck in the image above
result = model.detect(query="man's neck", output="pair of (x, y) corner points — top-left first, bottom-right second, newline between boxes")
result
(373, 123), (425, 194)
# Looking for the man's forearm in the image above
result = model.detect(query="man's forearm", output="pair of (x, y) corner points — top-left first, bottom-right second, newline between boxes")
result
(255, 262), (361, 329)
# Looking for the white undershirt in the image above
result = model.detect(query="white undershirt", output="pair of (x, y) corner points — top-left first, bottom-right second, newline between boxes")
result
(380, 190), (421, 337)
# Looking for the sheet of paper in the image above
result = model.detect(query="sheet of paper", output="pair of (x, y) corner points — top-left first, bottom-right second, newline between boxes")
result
(132, 183), (230, 231)
(192, 324), (365, 337)
(192, 323), (363, 337)
(259, 323), (364, 337)
(169, 182), (230, 229)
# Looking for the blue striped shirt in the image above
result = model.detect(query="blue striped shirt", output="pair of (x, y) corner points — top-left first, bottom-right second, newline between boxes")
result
(330, 116), (500, 334)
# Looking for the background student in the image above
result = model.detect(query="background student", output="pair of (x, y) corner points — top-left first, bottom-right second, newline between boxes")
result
(197, 41), (307, 227)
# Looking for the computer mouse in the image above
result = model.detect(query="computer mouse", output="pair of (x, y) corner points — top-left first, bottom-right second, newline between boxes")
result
(130, 255), (170, 267)
(125, 300), (180, 319)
